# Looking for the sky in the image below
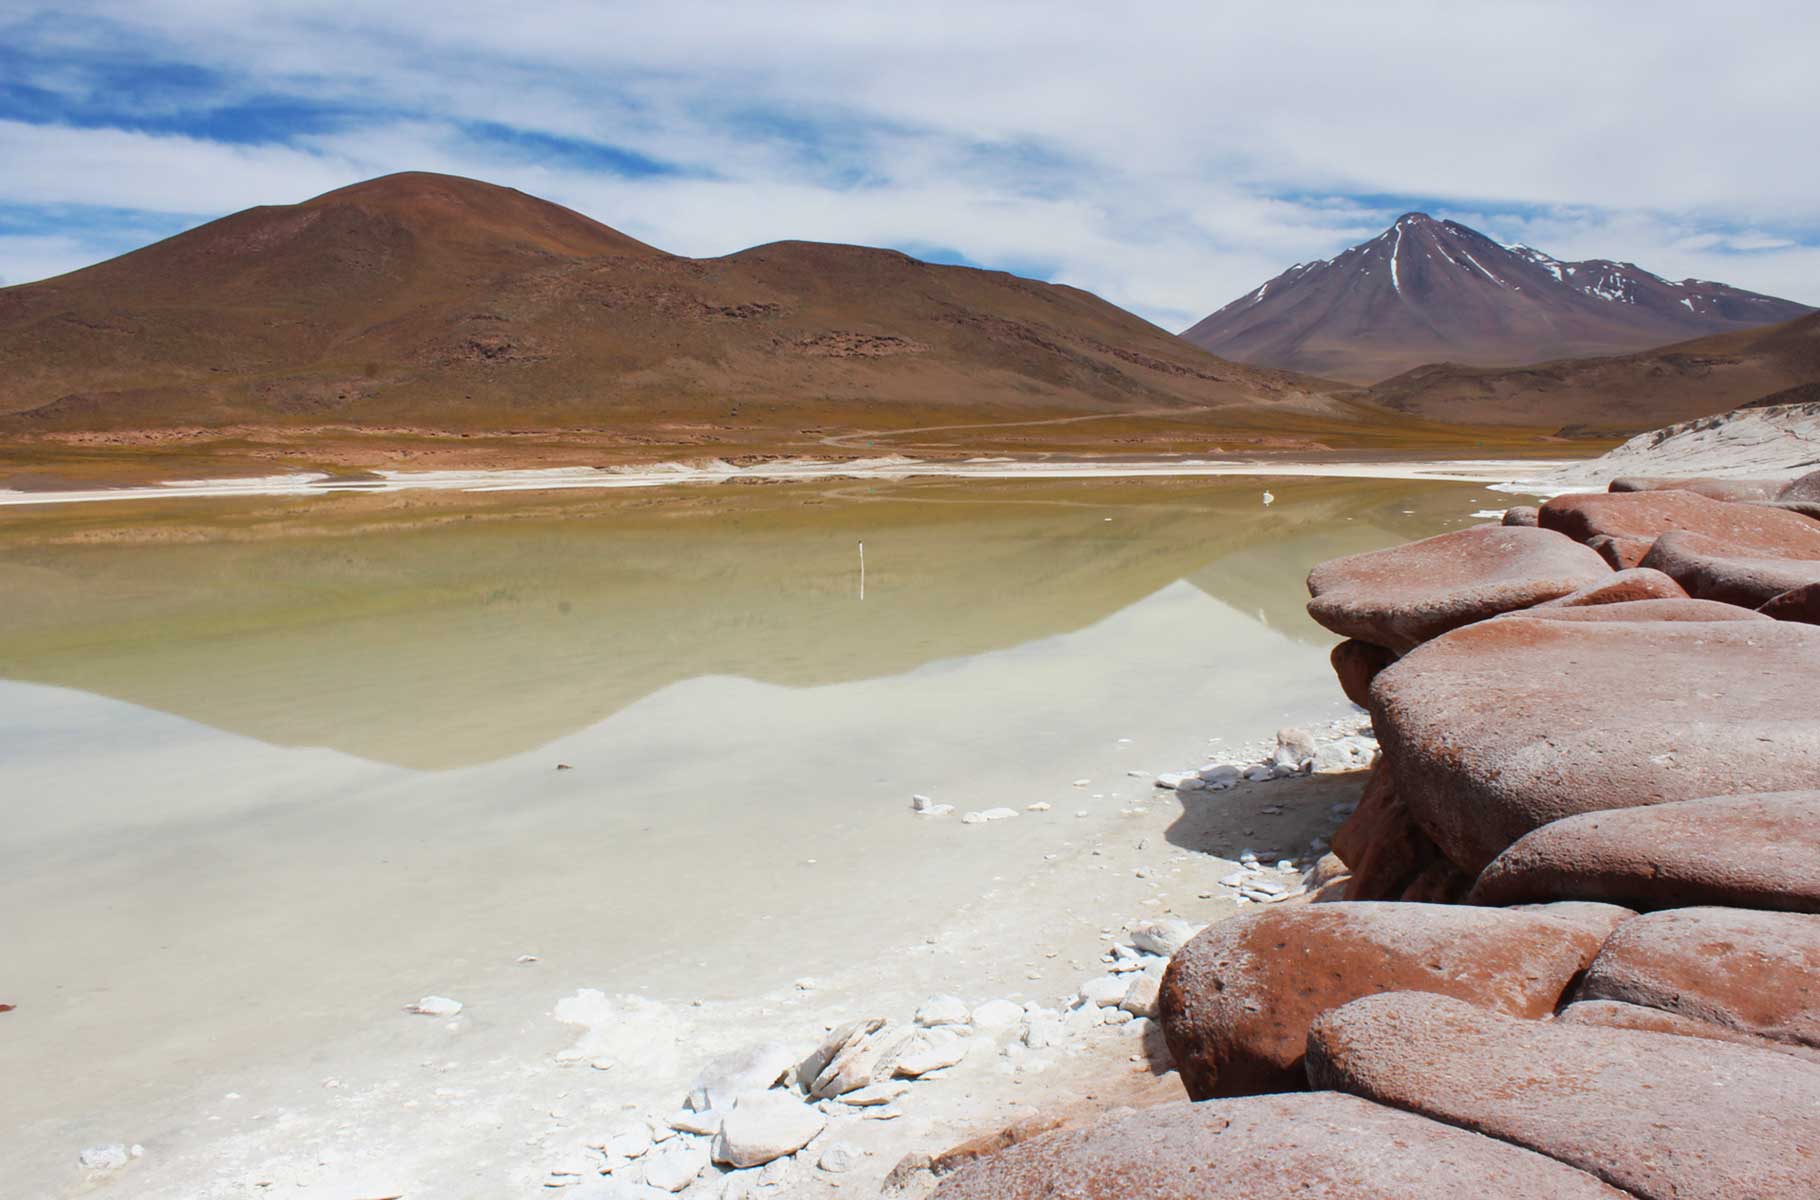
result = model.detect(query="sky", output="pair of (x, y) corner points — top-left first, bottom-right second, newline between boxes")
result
(3, 0), (1818, 330)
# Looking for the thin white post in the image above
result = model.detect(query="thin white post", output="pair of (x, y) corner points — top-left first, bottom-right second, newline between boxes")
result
(858, 540), (866, 600)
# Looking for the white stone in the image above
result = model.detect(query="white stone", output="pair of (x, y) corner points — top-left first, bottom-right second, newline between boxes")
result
(688, 1042), (795, 1113)
(711, 1093), (826, 1169)
(915, 995), (971, 1027)
(894, 1029), (969, 1077)
(1078, 976), (1127, 1008)
(1218, 871), (1247, 887)
(980, 807), (1018, 821)
(1120, 974), (1161, 1019)
(970, 999), (1024, 1030)
(836, 1082), (908, 1107)
(1121, 1016), (1155, 1039)
(79, 1145), (130, 1171)
(1242, 765), (1275, 782)
(819, 1142), (863, 1173)
(1198, 765), (1242, 791)
(1154, 772), (1189, 790)
(1102, 1008), (1135, 1026)
(915, 804), (956, 817)
(669, 1108), (724, 1137)
(1129, 918), (1196, 957)
(911, 794), (935, 811)
(408, 996), (462, 1017)
(1025, 801), (1052, 812)
(605, 1126), (654, 1159)
(642, 1139), (710, 1192)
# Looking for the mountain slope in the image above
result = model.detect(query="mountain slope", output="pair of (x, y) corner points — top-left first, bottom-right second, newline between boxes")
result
(1182, 213), (1812, 385)
(1358, 310), (1820, 431)
(0, 172), (1326, 439)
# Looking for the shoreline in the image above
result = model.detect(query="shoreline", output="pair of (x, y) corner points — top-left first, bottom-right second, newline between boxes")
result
(0, 454), (1577, 508)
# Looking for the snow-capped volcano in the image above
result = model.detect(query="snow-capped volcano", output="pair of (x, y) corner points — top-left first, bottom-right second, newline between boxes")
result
(1181, 213), (1812, 384)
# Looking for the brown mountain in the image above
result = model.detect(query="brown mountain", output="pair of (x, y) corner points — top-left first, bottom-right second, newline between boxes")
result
(0, 172), (1329, 444)
(1181, 213), (1812, 385)
(1359, 310), (1820, 432)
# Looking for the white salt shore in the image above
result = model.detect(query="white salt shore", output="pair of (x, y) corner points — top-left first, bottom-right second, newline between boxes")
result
(0, 454), (1579, 507)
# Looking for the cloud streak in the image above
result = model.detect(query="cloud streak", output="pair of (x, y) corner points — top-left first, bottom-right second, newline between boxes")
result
(2, 0), (1817, 323)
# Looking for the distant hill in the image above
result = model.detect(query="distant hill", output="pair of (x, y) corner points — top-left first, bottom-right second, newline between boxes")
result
(0, 172), (1328, 439)
(1358, 311), (1820, 432)
(1181, 213), (1813, 385)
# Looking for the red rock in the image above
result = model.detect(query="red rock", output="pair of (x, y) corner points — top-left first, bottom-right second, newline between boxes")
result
(1577, 906), (1820, 1050)
(1533, 566), (1686, 607)
(1156, 902), (1606, 1099)
(1328, 766), (1450, 900)
(931, 1092), (1629, 1200)
(1470, 791), (1820, 912)
(1329, 639), (1396, 708)
(1505, 901), (1636, 941)
(1609, 475), (1791, 501)
(1501, 505), (1539, 527)
(1641, 529), (1820, 607)
(1306, 526), (1609, 653)
(1761, 581), (1820, 624)
(1510, 597), (1768, 622)
(1779, 469), (1820, 502)
(1307, 990), (1820, 1200)
(1542, 488), (1820, 553)
(1586, 533), (1651, 569)
(1558, 999), (1820, 1064)
(1371, 614), (1820, 875)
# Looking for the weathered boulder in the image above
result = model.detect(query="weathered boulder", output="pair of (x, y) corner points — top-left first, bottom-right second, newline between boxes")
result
(1470, 791), (1820, 912)
(1371, 614), (1820, 875)
(1157, 902), (1606, 1098)
(1542, 488), (1820, 549)
(1329, 639), (1396, 709)
(711, 1092), (827, 1168)
(1778, 469), (1820, 502)
(1586, 533), (1651, 569)
(1761, 581), (1820, 624)
(931, 1092), (1629, 1199)
(1505, 901), (1635, 941)
(1501, 505), (1539, 527)
(1641, 529), (1820, 607)
(1558, 999), (1820, 1064)
(1533, 566), (1686, 607)
(1307, 991), (1820, 1200)
(1507, 597), (1769, 623)
(1576, 906), (1820, 1050)
(1328, 766), (1455, 900)
(1306, 526), (1609, 653)
(1609, 475), (1791, 501)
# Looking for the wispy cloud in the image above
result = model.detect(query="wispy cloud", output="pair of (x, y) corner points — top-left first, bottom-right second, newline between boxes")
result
(2, 0), (1817, 322)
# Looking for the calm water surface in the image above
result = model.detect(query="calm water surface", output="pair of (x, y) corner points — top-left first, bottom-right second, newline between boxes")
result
(0, 475), (1505, 1194)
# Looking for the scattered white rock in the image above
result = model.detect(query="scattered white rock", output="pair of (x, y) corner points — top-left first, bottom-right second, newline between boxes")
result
(1129, 918), (1196, 957)
(712, 1093), (826, 1169)
(688, 1042), (795, 1113)
(836, 1082), (908, 1107)
(642, 1138), (710, 1192)
(910, 794), (935, 811)
(895, 1029), (969, 1077)
(1025, 801), (1052, 812)
(1078, 976), (1128, 1008)
(1120, 974), (1161, 1019)
(969, 999), (1024, 1031)
(605, 1126), (653, 1160)
(1242, 765), (1274, 782)
(669, 1108), (724, 1137)
(79, 1145), (130, 1171)
(1198, 765), (1241, 790)
(914, 995), (971, 1028)
(1154, 772), (1189, 790)
(407, 996), (463, 1017)
(818, 1142), (863, 1173)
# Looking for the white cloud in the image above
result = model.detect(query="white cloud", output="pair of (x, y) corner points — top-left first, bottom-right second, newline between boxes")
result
(2, 0), (1819, 318)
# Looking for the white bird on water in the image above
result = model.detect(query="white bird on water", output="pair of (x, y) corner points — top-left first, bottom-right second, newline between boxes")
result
(1262, 490), (1275, 506)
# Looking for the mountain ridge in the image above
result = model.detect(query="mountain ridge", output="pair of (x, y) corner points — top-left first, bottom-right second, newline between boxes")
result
(1181, 213), (1812, 384)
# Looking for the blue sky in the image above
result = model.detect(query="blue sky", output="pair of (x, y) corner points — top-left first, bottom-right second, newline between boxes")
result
(3, 1), (1818, 329)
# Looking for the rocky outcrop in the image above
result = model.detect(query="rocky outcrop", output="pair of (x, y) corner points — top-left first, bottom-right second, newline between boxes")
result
(1469, 791), (1820, 912)
(1157, 903), (1605, 1098)
(1307, 991), (1820, 1200)
(1557, 999), (1820, 1063)
(1608, 475), (1792, 501)
(1761, 581), (1820, 623)
(1576, 906), (1820, 1049)
(1541, 487), (1820, 548)
(1306, 526), (1609, 653)
(931, 1092), (1630, 1199)
(1370, 613), (1820, 876)
(1641, 529), (1820, 607)
(1532, 566), (1686, 607)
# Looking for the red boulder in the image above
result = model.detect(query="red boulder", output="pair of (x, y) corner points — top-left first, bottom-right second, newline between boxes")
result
(1641, 529), (1820, 607)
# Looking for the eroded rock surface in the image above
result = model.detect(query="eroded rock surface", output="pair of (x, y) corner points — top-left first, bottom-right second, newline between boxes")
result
(1577, 906), (1820, 1049)
(1371, 614), (1820, 875)
(931, 1092), (1629, 1199)
(1533, 567), (1687, 607)
(1306, 526), (1609, 653)
(1470, 791), (1820, 912)
(1761, 581), (1820, 624)
(1541, 488), (1820, 549)
(1308, 991), (1820, 1200)
(1641, 529), (1820, 607)
(1157, 903), (1604, 1098)
(1558, 998), (1820, 1063)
